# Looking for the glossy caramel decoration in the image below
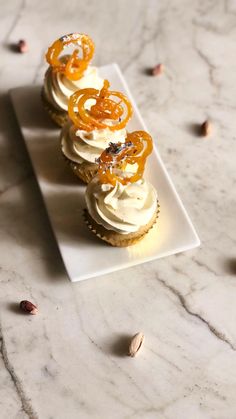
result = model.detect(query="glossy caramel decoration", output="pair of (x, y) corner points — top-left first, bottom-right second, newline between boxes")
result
(46, 33), (94, 81)
(68, 80), (133, 131)
(98, 131), (153, 186)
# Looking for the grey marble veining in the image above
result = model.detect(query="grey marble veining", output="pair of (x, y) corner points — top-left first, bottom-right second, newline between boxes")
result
(0, 0), (236, 418)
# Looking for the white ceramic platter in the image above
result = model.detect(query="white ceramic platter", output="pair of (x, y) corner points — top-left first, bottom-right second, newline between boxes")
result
(10, 63), (200, 282)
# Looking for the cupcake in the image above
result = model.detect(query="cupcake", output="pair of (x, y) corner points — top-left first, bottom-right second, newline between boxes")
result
(61, 79), (133, 184)
(42, 33), (104, 127)
(84, 131), (160, 247)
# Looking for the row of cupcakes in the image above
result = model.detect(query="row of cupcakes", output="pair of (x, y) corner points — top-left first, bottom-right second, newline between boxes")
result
(42, 33), (160, 247)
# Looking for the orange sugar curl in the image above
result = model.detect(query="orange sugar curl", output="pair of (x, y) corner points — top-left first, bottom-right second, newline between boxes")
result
(97, 131), (153, 186)
(46, 33), (94, 81)
(68, 80), (133, 131)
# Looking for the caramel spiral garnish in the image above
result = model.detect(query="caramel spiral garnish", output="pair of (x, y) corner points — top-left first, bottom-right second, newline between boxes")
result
(68, 80), (133, 131)
(97, 131), (153, 186)
(46, 33), (94, 81)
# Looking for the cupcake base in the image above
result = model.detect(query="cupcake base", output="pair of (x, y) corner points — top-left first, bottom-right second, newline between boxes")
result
(83, 205), (160, 247)
(41, 88), (68, 128)
(63, 155), (98, 184)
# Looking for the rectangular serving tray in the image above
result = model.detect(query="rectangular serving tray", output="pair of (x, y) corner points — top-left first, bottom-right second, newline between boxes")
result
(10, 63), (200, 282)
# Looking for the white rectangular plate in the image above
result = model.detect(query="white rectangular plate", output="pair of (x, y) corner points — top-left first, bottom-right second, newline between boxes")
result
(10, 63), (200, 282)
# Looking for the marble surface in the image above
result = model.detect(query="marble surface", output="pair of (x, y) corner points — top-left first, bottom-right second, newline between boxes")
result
(0, 0), (236, 418)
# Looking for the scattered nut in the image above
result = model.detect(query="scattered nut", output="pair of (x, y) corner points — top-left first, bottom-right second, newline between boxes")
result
(20, 300), (38, 315)
(152, 63), (164, 76)
(201, 120), (212, 136)
(17, 39), (28, 53)
(128, 332), (144, 357)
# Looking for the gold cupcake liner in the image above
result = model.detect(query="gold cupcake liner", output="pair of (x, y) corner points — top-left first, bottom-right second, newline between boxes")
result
(63, 154), (98, 184)
(83, 203), (160, 247)
(41, 88), (68, 128)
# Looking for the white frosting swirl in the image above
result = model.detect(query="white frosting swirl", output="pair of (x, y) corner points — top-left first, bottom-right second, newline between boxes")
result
(61, 122), (127, 164)
(85, 177), (158, 234)
(43, 65), (104, 112)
